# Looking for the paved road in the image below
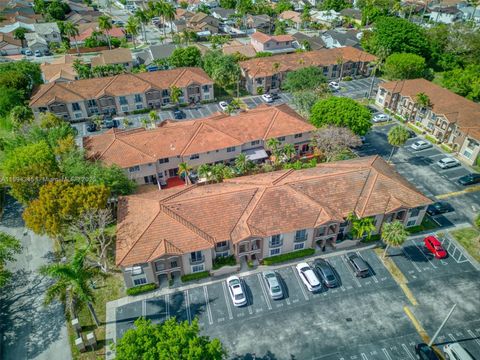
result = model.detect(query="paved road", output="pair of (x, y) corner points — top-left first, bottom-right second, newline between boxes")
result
(0, 197), (71, 360)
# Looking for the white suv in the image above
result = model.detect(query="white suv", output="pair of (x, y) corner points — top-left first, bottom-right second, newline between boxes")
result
(443, 343), (474, 360)
(436, 157), (460, 169)
(226, 276), (247, 307)
(296, 263), (321, 292)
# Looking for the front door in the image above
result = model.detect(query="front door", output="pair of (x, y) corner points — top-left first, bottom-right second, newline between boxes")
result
(168, 168), (178, 177)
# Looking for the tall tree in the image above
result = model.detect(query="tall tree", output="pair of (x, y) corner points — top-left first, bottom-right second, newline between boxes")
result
(348, 213), (376, 240)
(63, 21), (80, 54)
(135, 8), (150, 44)
(178, 162), (192, 185)
(169, 85), (183, 107)
(282, 66), (327, 92)
(234, 153), (254, 175)
(169, 46), (202, 67)
(125, 16), (140, 49)
(98, 15), (113, 49)
(13, 27), (28, 47)
(310, 126), (361, 162)
(383, 53), (427, 80)
(387, 125), (410, 161)
(381, 220), (409, 258)
(281, 143), (296, 163)
(40, 248), (100, 325)
(0, 232), (22, 288)
(415, 92), (431, 109)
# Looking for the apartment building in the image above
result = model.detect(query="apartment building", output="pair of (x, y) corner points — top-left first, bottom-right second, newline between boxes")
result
(116, 156), (431, 288)
(250, 31), (297, 54)
(90, 48), (134, 70)
(376, 79), (480, 166)
(83, 104), (315, 185)
(239, 46), (377, 94)
(29, 67), (214, 121)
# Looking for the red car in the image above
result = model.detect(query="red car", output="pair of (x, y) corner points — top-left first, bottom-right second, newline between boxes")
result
(423, 236), (447, 259)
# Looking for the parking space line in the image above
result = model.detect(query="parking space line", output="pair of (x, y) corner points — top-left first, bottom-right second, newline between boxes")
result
(165, 294), (170, 320)
(202, 286), (213, 325)
(402, 344), (415, 360)
(467, 329), (480, 347)
(410, 240), (437, 269)
(257, 273), (272, 310)
(184, 290), (192, 324)
(361, 353), (368, 360)
(221, 281), (234, 320)
(291, 266), (309, 301)
(448, 333), (456, 342)
(382, 348), (393, 360)
(341, 256), (362, 288)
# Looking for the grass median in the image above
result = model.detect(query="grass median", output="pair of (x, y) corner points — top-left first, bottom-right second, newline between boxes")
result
(450, 227), (480, 262)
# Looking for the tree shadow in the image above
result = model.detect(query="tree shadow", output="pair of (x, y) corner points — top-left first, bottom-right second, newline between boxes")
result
(231, 351), (284, 360)
(0, 194), (25, 227)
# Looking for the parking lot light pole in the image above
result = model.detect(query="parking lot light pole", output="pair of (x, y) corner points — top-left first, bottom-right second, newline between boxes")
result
(428, 303), (457, 347)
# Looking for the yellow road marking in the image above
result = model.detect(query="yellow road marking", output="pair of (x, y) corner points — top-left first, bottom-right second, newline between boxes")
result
(399, 284), (418, 306)
(437, 185), (480, 199)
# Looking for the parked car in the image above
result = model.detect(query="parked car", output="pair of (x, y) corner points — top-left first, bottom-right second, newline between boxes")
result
(270, 93), (280, 100)
(219, 101), (229, 111)
(34, 50), (42, 57)
(426, 201), (454, 216)
(314, 259), (338, 288)
(411, 140), (433, 151)
(414, 343), (440, 360)
(423, 235), (447, 259)
(406, 129), (416, 138)
(458, 173), (480, 186)
(372, 113), (390, 123)
(262, 270), (283, 300)
(25, 49), (33, 56)
(86, 123), (97, 132)
(173, 109), (186, 119)
(261, 94), (274, 103)
(345, 252), (369, 278)
(328, 81), (340, 91)
(103, 119), (119, 129)
(443, 343), (474, 360)
(296, 263), (321, 292)
(436, 157), (460, 169)
(226, 276), (247, 307)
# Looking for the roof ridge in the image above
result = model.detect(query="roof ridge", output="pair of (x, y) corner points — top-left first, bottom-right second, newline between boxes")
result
(272, 169), (295, 185)
(179, 122), (205, 156)
(358, 171), (380, 217)
(287, 183), (340, 220)
(230, 187), (267, 242)
(107, 136), (156, 162)
(94, 75), (118, 98)
(172, 68), (187, 88)
(262, 108), (281, 140)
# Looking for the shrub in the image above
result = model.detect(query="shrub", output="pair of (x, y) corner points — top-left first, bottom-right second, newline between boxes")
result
(342, 76), (353, 81)
(262, 248), (315, 265)
(425, 134), (437, 144)
(212, 255), (236, 270)
(256, 86), (264, 95)
(132, 108), (150, 114)
(126, 283), (158, 296)
(181, 271), (210, 282)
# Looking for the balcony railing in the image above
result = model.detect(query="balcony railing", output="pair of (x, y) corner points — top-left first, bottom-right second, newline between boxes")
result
(189, 255), (205, 265)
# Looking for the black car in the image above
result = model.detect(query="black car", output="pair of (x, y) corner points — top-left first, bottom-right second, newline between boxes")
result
(86, 123), (97, 132)
(407, 129), (417, 138)
(314, 259), (338, 288)
(104, 119), (119, 129)
(173, 109), (186, 119)
(414, 343), (440, 360)
(426, 201), (454, 216)
(270, 93), (280, 100)
(458, 173), (480, 186)
(345, 252), (370, 278)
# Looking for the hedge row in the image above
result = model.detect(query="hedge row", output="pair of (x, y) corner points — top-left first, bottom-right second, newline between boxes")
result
(212, 255), (236, 270)
(181, 271), (210, 283)
(262, 248), (315, 265)
(126, 283), (157, 296)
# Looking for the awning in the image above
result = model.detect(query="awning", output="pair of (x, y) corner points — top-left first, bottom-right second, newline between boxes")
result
(244, 148), (268, 161)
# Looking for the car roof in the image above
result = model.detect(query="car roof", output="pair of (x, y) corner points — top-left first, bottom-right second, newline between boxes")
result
(425, 235), (440, 245)
(304, 269), (320, 285)
(449, 343), (473, 358)
(440, 157), (454, 162)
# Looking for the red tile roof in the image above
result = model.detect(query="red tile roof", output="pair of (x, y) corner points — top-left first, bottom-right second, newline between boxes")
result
(251, 31), (294, 44)
(116, 156), (432, 266)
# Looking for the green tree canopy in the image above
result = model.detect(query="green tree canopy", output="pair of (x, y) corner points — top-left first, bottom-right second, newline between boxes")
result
(310, 97), (372, 135)
(381, 220), (409, 258)
(282, 66), (327, 92)
(0, 232), (21, 287)
(387, 125), (410, 161)
(114, 317), (227, 360)
(320, 0), (351, 11)
(219, 0), (236, 8)
(438, 64), (480, 102)
(169, 46), (202, 67)
(202, 50), (240, 88)
(275, 0), (294, 13)
(383, 53), (427, 80)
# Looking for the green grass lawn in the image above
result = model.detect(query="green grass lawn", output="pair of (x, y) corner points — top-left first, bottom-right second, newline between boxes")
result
(450, 227), (480, 262)
(407, 216), (439, 234)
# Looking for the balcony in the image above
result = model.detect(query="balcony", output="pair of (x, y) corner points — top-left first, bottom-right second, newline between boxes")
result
(189, 255), (205, 265)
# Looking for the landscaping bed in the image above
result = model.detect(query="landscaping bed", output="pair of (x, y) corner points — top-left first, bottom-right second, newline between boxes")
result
(262, 248), (315, 265)
(181, 271), (210, 282)
(407, 216), (439, 234)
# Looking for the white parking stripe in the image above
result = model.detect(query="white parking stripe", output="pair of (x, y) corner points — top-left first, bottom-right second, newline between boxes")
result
(341, 256), (362, 288)
(165, 294), (170, 320)
(410, 240), (437, 269)
(361, 353), (368, 360)
(291, 266), (309, 301)
(402, 344), (415, 360)
(402, 248), (422, 273)
(467, 329), (480, 348)
(382, 348), (393, 360)
(448, 333), (456, 342)
(184, 290), (192, 323)
(203, 286), (213, 325)
(222, 281), (234, 320)
(257, 273), (272, 310)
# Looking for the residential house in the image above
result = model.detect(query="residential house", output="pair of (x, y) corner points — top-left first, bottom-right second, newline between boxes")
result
(222, 40), (257, 58)
(91, 48), (133, 70)
(25, 32), (48, 53)
(292, 32), (325, 50)
(70, 22), (125, 47)
(29, 67), (214, 121)
(376, 79), (480, 166)
(239, 46), (376, 94)
(459, 4), (480, 24)
(83, 104), (315, 185)
(66, 10), (103, 24)
(32, 22), (62, 44)
(339, 8), (362, 25)
(40, 54), (78, 83)
(250, 32), (297, 54)
(310, 10), (342, 27)
(428, 6), (462, 23)
(0, 33), (22, 55)
(321, 29), (362, 49)
(211, 7), (236, 21)
(0, 21), (35, 34)
(116, 155), (431, 288)
(187, 12), (220, 34)
(246, 14), (273, 34)
(278, 10), (303, 30)
(134, 44), (176, 66)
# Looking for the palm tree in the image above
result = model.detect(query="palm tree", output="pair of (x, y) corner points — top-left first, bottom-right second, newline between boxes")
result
(381, 220), (409, 259)
(281, 143), (296, 163)
(170, 85), (183, 108)
(62, 21), (80, 54)
(135, 8), (150, 44)
(234, 153), (250, 175)
(140, 117), (149, 129)
(163, 3), (176, 39)
(415, 92), (431, 109)
(178, 162), (191, 185)
(122, 118), (130, 128)
(266, 138), (281, 164)
(98, 15), (113, 50)
(13, 27), (28, 48)
(92, 115), (103, 130)
(40, 249), (100, 326)
(149, 110), (159, 127)
(348, 213), (377, 240)
(125, 16), (140, 49)
(197, 164), (211, 181)
(387, 125), (410, 161)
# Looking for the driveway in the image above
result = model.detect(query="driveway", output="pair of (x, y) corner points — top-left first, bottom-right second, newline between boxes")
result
(0, 197), (71, 360)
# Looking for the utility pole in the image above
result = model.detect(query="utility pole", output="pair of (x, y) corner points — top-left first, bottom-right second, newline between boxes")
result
(428, 303), (457, 347)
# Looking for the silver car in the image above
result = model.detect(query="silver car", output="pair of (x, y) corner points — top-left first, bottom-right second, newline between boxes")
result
(262, 270), (283, 300)
(436, 157), (459, 169)
(410, 140), (432, 151)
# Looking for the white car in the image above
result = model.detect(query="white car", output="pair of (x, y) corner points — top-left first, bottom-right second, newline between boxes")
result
(443, 343), (474, 360)
(328, 81), (340, 91)
(296, 263), (321, 292)
(226, 276), (247, 307)
(410, 140), (433, 151)
(262, 270), (283, 300)
(261, 94), (273, 103)
(436, 157), (460, 169)
(219, 101), (229, 111)
(372, 114), (390, 123)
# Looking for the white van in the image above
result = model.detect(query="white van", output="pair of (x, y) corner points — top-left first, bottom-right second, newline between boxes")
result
(443, 343), (474, 360)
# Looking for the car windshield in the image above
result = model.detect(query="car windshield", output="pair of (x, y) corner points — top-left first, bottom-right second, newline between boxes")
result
(234, 294), (244, 300)
(271, 286), (281, 293)
(326, 274), (335, 281)
(229, 279), (240, 286)
(300, 266), (309, 272)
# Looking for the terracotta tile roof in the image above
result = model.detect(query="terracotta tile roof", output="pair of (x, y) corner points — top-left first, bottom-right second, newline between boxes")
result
(380, 79), (480, 140)
(251, 31), (294, 44)
(83, 104), (315, 168)
(279, 10), (302, 23)
(29, 67), (213, 107)
(91, 47), (132, 67)
(240, 46), (377, 78)
(40, 55), (77, 82)
(223, 42), (257, 58)
(0, 33), (21, 46)
(116, 156), (432, 266)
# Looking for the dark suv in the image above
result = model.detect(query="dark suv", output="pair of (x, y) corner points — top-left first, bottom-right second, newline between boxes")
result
(314, 259), (338, 288)
(345, 253), (370, 278)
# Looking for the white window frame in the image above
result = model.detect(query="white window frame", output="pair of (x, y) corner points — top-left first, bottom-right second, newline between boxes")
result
(191, 264), (204, 273)
(270, 248), (281, 256)
(121, 105), (129, 112)
(294, 243), (305, 250)
(133, 277), (147, 286)
(406, 219), (417, 227)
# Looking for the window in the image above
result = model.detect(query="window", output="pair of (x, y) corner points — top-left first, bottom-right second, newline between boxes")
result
(227, 146), (235, 153)
(121, 105), (129, 112)
(192, 264), (204, 273)
(277, 136), (285, 142)
(216, 241), (228, 249)
(72, 102), (80, 111)
(406, 220), (416, 227)
(133, 278), (147, 286)
(294, 243), (304, 250)
(191, 251), (203, 262)
(270, 248), (280, 256)
(251, 140), (260, 146)
(159, 157), (169, 164)
(270, 234), (282, 247)
(409, 208), (420, 217)
(155, 261), (165, 271)
(87, 99), (97, 107)
(204, 93), (210, 100)
(190, 153), (200, 160)
(170, 260), (178, 268)
(134, 94), (142, 103)
(162, 89), (169, 97)
(74, 112), (82, 119)
(295, 229), (307, 241)
(294, 133), (302, 139)
(202, 85), (209, 92)
(129, 165), (140, 173)
(119, 96), (128, 105)
(136, 104), (143, 110)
